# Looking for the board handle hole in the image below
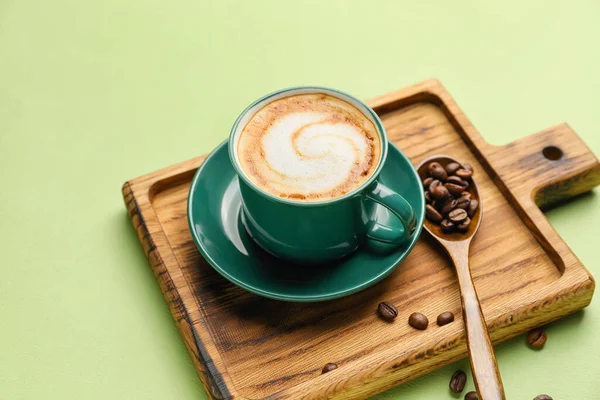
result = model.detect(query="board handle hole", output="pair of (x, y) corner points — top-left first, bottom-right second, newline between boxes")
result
(542, 146), (563, 161)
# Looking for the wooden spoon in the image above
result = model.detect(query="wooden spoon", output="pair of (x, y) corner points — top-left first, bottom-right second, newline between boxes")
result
(417, 155), (505, 400)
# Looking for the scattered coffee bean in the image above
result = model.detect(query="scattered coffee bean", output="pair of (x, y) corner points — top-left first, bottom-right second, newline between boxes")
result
(449, 208), (468, 223)
(408, 312), (428, 330)
(457, 217), (471, 232)
(441, 199), (458, 215)
(468, 200), (479, 218)
(445, 162), (461, 175)
(432, 185), (450, 200)
(527, 327), (547, 348)
(465, 391), (479, 400)
(422, 177), (433, 189)
(378, 301), (398, 321)
(429, 179), (442, 192)
(424, 191), (433, 204)
(421, 159), (479, 233)
(445, 183), (465, 197)
(428, 162), (443, 177)
(533, 395), (552, 400)
(440, 219), (455, 233)
(321, 362), (338, 374)
(456, 196), (470, 210)
(437, 311), (455, 326)
(426, 204), (443, 223)
(456, 168), (473, 180)
(449, 370), (467, 393)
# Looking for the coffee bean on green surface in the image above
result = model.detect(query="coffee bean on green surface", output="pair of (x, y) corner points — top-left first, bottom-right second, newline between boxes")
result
(408, 312), (428, 330)
(527, 327), (547, 348)
(533, 395), (552, 400)
(465, 391), (479, 400)
(377, 301), (398, 321)
(449, 370), (467, 393)
(423, 160), (478, 231)
(321, 362), (338, 374)
(437, 311), (455, 326)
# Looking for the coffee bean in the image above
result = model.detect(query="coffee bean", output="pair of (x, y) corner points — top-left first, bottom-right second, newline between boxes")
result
(429, 179), (442, 192)
(427, 162), (443, 177)
(431, 166), (447, 181)
(321, 362), (338, 374)
(441, 199), (458, 215)
(424, 191), (433, 204)
(437, 311), (455, 326)
(432, 185), (450, 200)
(445, 162), (461, 175)
(533, 395), (552, 400)
(457, 217), (471, 232)
(456, 196), (470, 210)
(463, 163), (473, 172)
(440, 219), (455, 233)
(465, 391), (479, 400)
(408, 312), (428, 330)
(447, 175), (467, 187)
(422, 177), (433, 189)
(378, 301), (398, 321)
(527, 327), (547, 348)
(445, 183), (465, 197)
(449, 370), (467, 393)
(456, 168), (473, 180)
(467, 200), (479, 218)
(449, 208), (468, 223)
(461, 191), (471, 200)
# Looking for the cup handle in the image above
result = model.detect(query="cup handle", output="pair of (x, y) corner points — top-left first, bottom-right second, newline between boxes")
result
(364, 181), (416, 245)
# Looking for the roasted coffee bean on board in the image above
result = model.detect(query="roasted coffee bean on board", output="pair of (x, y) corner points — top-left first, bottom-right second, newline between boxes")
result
(378, 302), (398, 322)
(321, 363), (338, 374)
(449, 370), (467, 393)
(408, 312), (428, 330)
(437, 311), (455, 326)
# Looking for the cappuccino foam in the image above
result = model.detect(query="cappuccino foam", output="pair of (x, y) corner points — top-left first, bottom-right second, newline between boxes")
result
(236, 93), (381, 201)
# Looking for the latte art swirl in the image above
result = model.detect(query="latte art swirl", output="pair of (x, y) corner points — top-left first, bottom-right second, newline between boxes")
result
(237, 93), (381, 201)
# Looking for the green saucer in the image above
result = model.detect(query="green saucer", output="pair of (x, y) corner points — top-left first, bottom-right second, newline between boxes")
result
(187, 141), (425, 302)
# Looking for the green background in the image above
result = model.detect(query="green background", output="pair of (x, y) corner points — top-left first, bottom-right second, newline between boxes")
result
(1, 1), (599, 399)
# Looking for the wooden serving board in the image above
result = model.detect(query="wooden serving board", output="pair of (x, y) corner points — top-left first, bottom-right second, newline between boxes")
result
(122, 80), (600, 400)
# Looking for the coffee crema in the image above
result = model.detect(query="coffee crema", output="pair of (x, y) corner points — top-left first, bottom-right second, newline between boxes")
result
(236, 93), (381, 201)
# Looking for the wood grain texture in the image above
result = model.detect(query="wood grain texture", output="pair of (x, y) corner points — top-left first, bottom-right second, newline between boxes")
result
(122, 79), (600, 400)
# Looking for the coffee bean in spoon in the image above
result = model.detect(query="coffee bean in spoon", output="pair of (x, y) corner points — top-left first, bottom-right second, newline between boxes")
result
(449, 208), (468, 223)
(467, 200), (479, 218)
(445, 162), (461, 175)
(429, 179), (442, 192)
(457, 217), (471, 232)
(427, 162), (444, 177)
(449, 370), (467, 393)
(446, 175), (467, 187)
(432, 185), (450, 200)
(422, 177), (433, 189)
(440, 219), (455, 233)
(445, 183), (465, 197)
(408, 312), (428, 330)
(463, 163), (473, 172)
(426, 205), (443, 223)
(424, 191), (433, 204)
(441, 199), (458, 215)
(456, 168), (473, 180)
(461, 191), (471, 199)
(456, 196), (470, 210)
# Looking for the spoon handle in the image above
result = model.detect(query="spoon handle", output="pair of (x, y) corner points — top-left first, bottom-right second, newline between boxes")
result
(451, 250), (505, 400)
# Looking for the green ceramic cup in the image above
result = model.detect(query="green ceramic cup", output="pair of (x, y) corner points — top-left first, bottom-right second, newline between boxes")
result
(229, 86), (420, 263)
